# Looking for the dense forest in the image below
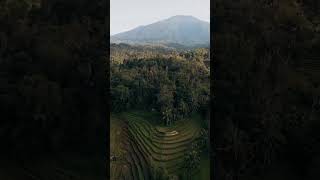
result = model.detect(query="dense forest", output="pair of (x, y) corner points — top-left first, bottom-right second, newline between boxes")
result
(110, 43), (210, 125)
(0, 0), (107, 155)
(214, 0), (320, 179)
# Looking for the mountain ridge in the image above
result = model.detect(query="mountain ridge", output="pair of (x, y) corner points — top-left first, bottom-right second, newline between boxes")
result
(111, 15), (210, 47)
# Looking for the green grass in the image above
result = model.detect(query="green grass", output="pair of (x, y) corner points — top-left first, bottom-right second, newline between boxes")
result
(110, 110), (210, 179)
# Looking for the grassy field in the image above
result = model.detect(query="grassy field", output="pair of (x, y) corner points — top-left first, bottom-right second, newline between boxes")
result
(110, 110), (210, 179)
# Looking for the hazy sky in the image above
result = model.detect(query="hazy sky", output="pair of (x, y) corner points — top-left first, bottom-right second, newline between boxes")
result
(110, 0), (210, 35)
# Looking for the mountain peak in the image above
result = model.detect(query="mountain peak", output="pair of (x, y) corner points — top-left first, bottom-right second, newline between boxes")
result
(168, 15), (197, 19)
(164, 15), (203, 23)
(164, 15), (208, 23)
(111, 15), (210, 46)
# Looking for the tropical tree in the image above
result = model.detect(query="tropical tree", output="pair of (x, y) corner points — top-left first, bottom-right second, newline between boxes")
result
(183, 142), (201, 180)
(111, 84), (129, 111)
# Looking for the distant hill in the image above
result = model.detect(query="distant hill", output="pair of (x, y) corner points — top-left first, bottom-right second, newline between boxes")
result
(111, 15), (210, 47)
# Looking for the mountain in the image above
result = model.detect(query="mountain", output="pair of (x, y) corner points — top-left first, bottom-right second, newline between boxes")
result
(111, 15), (210, 47)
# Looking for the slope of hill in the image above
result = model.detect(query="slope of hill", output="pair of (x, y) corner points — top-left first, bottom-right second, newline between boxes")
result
(110, 111), (209, 179)
(111, 15), (210, 47)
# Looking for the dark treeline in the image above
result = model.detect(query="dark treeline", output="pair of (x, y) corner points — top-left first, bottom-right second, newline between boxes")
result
(110, 44), (210, 126)
(214, 0), (320, 179)
(0, 0), (107, 155)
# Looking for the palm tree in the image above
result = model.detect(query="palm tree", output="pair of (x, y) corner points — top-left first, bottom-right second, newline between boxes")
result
(162, 107), (172, 126)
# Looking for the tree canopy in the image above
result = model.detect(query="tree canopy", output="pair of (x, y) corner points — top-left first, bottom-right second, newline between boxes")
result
(110, 44), (210, 125)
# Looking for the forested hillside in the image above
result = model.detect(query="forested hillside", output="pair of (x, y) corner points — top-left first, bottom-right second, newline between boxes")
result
(214, 0), (320, 179)
(110, 44), (210, 179)
(111, 44), (210, 122)
(0, 0), (107, 155)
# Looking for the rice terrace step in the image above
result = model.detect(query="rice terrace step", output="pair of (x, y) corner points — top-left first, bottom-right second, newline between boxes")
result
(110, 111), (209, 179)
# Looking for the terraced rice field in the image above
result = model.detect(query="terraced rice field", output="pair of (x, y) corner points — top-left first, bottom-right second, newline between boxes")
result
(110, 111), (208, 179)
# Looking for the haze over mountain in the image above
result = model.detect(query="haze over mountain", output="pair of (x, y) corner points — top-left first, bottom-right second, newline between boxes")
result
(111, 15), (210, 47)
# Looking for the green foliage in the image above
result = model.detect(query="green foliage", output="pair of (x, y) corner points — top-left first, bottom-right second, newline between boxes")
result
(111, 84), (129, 111)
(214, 0), (320, 179)
(150, 166), (170, 180)
(182, 141), (202, 180)
(0, 0), (107, 153)
(110, 44), (210, 125)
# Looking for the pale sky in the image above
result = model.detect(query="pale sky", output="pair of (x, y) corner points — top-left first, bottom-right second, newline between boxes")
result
(110, 0), (210, 35)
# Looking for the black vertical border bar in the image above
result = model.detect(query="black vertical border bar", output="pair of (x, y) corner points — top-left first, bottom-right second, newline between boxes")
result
(106, 0), (110, 178)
